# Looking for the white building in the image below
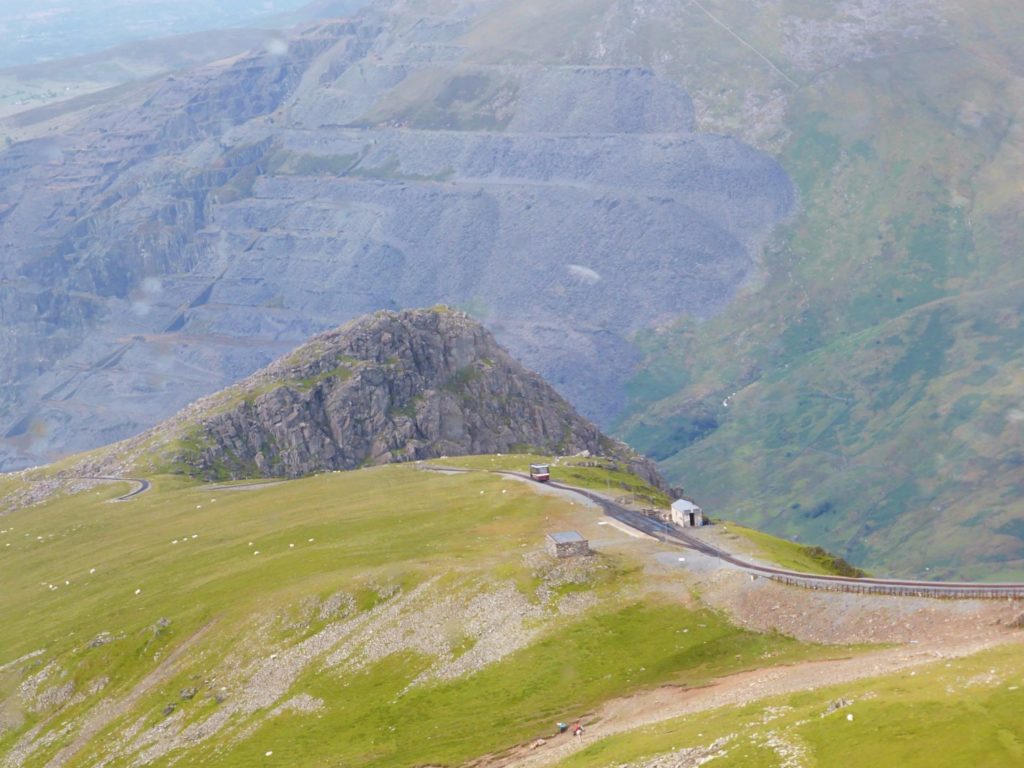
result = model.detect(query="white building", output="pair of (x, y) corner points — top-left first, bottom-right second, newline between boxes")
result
(670, 499), (703, 527)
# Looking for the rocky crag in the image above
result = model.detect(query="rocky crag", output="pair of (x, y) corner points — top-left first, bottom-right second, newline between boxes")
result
(0, 0), (793, 471)
(151, 307), (663, 484)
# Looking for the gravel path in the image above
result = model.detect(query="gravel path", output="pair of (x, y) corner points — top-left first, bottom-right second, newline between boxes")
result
(480, 634), (1024, 768)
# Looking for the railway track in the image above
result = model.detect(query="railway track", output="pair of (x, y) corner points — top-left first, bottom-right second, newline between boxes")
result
(540, 479), (1024, 601)
(80, 476), (152, 501)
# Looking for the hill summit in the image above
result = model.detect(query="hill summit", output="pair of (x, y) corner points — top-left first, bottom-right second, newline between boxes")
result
(147, 307), (661, 484)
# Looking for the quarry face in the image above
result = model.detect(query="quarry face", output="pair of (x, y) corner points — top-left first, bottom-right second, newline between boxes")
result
(0, 0), (794, 470)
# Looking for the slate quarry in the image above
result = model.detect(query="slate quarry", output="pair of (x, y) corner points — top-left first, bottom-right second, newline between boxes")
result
(0, 0), (794, 470)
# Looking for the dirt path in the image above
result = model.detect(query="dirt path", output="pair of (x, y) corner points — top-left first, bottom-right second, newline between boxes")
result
(473, 633), (1022, 768)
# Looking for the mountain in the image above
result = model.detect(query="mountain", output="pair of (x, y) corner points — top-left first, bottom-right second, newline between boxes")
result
(0, 0), (330, 69)
(0, 0), (793, 473)
(610, 0), (1024, 580)
(120, 307), (664, 484)
(0, 30), (291, 122)
(0, 1), (372, 122)
(0, 0), (1022, 578)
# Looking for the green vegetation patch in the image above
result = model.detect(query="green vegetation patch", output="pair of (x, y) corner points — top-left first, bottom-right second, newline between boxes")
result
(724, 524), (867, 577)
(183, 602), (830, 768)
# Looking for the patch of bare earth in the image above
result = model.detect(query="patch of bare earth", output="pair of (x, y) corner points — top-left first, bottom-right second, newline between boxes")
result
(695, 568), (1023, 646)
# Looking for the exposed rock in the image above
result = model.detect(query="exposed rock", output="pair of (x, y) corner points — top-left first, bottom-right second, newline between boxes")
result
(625, 736), (733, 767)
(159, 308), (664, 485)
(152, 618), (172, 635)
(87, 633), (114, 649)
(823, 697), (853, 715)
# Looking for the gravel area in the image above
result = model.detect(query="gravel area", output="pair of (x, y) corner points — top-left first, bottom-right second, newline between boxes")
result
(623, 736), (732, 768)
(696, 568), (1023, 646)
(503, 474), (601, 509)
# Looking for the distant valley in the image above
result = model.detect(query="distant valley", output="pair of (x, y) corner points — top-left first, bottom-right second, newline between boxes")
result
(0, 0), (330, 69)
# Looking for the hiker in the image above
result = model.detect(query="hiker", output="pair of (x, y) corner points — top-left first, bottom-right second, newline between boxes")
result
(557, 722), (568, 734)
(572, 721), (584, 738)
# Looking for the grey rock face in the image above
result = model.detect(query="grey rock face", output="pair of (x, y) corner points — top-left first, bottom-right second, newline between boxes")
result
(177, 308), (661, 484)
(0, 0), (794, 470)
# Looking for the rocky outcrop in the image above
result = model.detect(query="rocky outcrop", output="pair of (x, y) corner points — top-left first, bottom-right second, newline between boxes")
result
(173, 308), (664, 484)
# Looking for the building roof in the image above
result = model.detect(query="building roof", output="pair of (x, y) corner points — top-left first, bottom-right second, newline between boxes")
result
(671, 499), (701, 512)
(547, 531), (586, 544)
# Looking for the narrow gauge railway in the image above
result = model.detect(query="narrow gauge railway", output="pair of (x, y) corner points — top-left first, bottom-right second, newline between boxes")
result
(542, 479), (1024, 601)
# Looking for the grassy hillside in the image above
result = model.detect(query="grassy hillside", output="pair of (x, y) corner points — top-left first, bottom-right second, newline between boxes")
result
(608, 0), (1024, 579)
(556, 642), (1024, 768)
(721, 523), (866, 578)
(0, 461), (842, 767)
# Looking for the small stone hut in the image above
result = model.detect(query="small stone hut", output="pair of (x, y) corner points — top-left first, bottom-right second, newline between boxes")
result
(670, 499), (704, 527)
(546, 531), (589, 558)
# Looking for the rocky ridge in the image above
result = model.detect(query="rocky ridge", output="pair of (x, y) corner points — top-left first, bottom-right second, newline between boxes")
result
(150, 307), (664, 484)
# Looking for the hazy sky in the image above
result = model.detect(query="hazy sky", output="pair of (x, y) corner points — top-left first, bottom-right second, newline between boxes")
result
(0, 0), (316, 68)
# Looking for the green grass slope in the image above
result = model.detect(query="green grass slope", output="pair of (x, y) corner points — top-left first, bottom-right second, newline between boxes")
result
(556, 642), (1024, 768)
(0, 461), (840, 768)
(603, 0), (1024, 579)
(721, 523), (866, 578)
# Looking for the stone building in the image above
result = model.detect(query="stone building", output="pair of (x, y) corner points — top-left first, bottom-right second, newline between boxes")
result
(546, 531), (589, 558)
(670, 499), (703, 527)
